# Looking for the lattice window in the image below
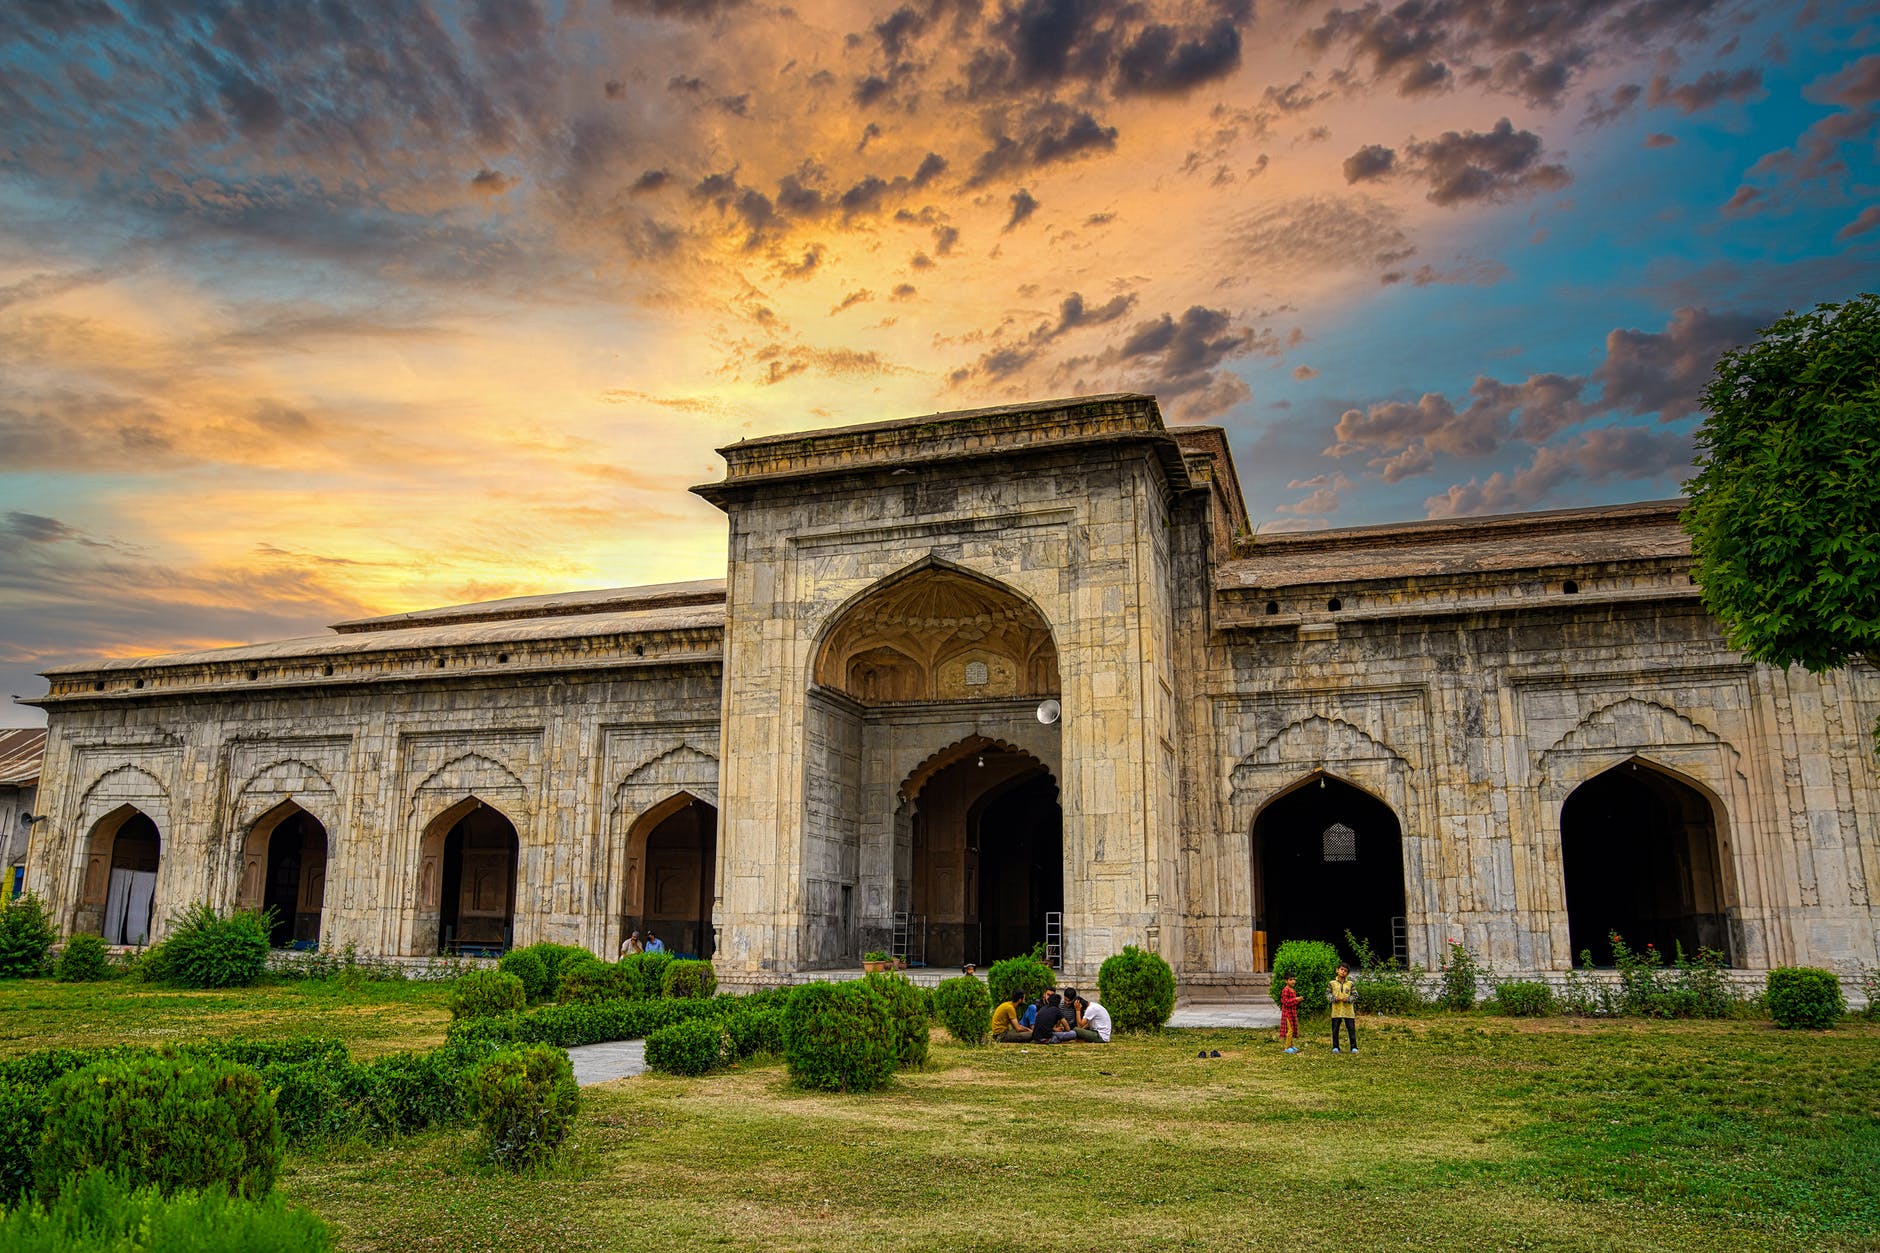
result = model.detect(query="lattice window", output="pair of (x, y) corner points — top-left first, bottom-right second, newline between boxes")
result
(1321, 822), (1357, 862)
(964, 660), (990, 686)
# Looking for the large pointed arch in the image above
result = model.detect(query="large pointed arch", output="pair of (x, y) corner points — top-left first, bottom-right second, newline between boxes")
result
(620, 791), (718, 958)
(1248, 769), (1407, 966)
(236, 799), (329, 947)
(412, 795), (521, 956)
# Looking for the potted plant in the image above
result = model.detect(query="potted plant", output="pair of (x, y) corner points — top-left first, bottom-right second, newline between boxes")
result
(863, 949), (895, 973)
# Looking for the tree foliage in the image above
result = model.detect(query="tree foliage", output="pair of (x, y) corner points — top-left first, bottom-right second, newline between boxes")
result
(1684, 294), (1880, 746)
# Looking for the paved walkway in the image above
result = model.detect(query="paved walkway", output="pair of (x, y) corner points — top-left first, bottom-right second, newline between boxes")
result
(1169, 1000), (1279, 1029)
(566, 1039), (647, 1086)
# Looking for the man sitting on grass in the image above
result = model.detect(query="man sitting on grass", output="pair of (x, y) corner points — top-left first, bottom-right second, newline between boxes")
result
(991, 991), (1032, 1043)
(1030, 991), (1068, 1043)
(1071, 991), (1111, 1042)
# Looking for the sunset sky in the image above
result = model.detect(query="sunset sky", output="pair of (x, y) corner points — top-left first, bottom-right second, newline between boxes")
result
(3, 0), (1877, 723)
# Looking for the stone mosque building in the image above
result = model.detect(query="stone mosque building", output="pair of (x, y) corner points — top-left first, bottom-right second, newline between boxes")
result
(18, 395), (1880, 985)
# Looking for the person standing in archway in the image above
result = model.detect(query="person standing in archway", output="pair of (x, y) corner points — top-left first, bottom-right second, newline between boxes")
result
(1329, 964), (1358, 1054)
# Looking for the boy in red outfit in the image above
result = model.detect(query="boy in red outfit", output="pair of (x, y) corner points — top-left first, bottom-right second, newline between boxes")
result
(1277, 974), (1301, 1053)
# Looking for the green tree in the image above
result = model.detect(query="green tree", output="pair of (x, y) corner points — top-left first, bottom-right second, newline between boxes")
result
(1684, 293), (1880, 746)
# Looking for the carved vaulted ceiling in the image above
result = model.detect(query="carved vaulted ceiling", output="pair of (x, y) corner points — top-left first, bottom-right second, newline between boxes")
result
(815, 567), (1059, 705)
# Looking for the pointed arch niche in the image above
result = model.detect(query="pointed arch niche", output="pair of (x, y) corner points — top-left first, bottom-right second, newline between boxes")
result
(415, 797), (520, 956)
(78, 806), (163, 946)
(236, 801), (329, 948)
(1249, 772), (1407, 965)
(621, 792), (718, 958)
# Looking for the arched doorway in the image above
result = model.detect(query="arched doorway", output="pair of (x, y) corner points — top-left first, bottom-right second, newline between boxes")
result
(907, 740), (1061, 967)
(427, 801), (519, 956)
(101, 811), (161, 946)
(1561, 759), (1732, 965)
(1251, 774), (1406, 964)
(632, 796), (717, 958)
(260, 809), (328, 948)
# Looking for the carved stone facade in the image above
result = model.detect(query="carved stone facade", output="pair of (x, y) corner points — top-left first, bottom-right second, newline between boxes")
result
(21, 395), (1880, 983)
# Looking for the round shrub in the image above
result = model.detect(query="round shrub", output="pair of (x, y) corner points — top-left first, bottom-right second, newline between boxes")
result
(35, 1054), (284, 1199)
(154, 904), (271, 989)
(618, 951), (675, 1000)
(933, 975), (992, 1045)
(662, 959), (718, 999)
(645, 1018), (724, 1076)
(1271, 940), (1341, 1017)
(0, 892), (58, 979)
(498, 948), (551, 1002)
(986, 954), (1054, 1008)
(55, 933), (111, 983)
(1097, 945), (1177, 1033)
(0, 1171), (334, 1253)
(451, 970), (528, 1021)
(1495, 979), (1555, 1017)
(725, 1007), (785, 1060)
(863, 970), (931, 1069)
(554, 956), (622, 1004)
(782, 981), (896, 1093)
(529, 943), (593, 990)
(1766, 966), (1845, 1029)
(471, 1044), (579, 1171)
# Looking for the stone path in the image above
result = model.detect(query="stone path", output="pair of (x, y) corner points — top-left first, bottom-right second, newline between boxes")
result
(566, 1039), (647, 1086)
(564, 999), (1278, 1086)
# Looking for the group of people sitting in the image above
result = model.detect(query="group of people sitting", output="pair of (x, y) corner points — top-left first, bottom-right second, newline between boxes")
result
(990, 986), (1113, 1043)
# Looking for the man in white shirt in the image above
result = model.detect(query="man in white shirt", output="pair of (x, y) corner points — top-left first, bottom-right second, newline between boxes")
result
(1073, 994), (1112, 1042)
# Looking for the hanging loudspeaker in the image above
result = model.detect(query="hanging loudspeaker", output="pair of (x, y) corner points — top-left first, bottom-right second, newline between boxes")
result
(1036, 699), (1061, 725)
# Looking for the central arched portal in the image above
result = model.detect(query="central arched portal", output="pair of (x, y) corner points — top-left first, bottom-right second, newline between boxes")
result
(239, 804), (329, 948)
(631, 795), (718, 959)
(435, 803), (520, 955)
(1251, 774), (1407, 965)
(908, 741), (1062, 967)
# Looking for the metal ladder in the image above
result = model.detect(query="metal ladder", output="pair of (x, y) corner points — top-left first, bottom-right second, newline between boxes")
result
(1391, 915), (1408, 965)
(1044, 910), (1063, 969)
(892, 912), (925, 966)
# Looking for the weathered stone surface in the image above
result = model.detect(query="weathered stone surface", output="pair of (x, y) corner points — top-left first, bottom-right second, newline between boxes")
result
(19, 394), (1880, 982)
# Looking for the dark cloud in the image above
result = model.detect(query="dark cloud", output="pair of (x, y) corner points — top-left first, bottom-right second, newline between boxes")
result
(630, 169), (672, 194)
(3, 512), (82, 544)
(1818, 54), (1880, 107)
(831, 288), (874, 313)
(1114, 19), (1243, 96)
(611, 0), (749, 19)
(892, 283), (918, 299)
(1424, 425), (1695, 517)
(1467, 49), (1588, 107)
(469, 168), (517, 195)
(1837, 205), (1880, 240)
(1647, 67), (1762, 113)
(1342, 144), (1397, 183)
(949, 289), (1139, 383)
(1114, 305), (1262, 401)
(1402, 118), (1571, 205)
(1644, 131), (1677, 148)
(1593, 306), (1766, 420)
(969, 103), (1119, 185)
(1004, 188), (1040, 231)
(1581, 82), (1643, 127)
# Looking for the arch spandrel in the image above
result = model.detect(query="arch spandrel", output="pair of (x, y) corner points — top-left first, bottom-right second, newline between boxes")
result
(814, 563), (1059, 705)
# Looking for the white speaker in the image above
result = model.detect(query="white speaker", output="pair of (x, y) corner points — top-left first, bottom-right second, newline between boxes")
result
(1036, 699), (1061, 725)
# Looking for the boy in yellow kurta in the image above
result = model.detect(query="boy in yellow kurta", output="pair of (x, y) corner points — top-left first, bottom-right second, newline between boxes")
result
(1328, 964), (1358, 1054)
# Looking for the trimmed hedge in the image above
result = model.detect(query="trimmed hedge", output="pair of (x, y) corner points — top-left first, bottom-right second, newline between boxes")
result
(0, 892), (58, 979)
(55, 933), (111, 983)
(36, 1054), (284, 1200)
(662, 959), (717, 999)
(1272, 940), (1341, 1018)
(645, 1018), (725, 1075)
(617, 951), (675, 1000)
(725, 1007), (785, 1060)
(1097, 946), (1177, 1033)
(782, 981), (897, 1092)
(152, 904), (271, 990)
(554, 956), (623, 1004)
(0, 1172), (333, 1253)
(986, 955), (1054, 1008)
(1494, 980), (1555, 1017)
(498, 948), (551, 1002)
(864, 970), (931, 1069)
(933, 975), (992, 1045)
(1766, 967), (1845, 1029)
(472, 1044), (579, 1171)
(451, 970), (527, 1021)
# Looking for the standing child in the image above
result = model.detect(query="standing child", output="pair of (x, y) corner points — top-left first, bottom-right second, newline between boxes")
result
(1329, 964), (1358, 1054)
(1278, 975), (1301, 1053)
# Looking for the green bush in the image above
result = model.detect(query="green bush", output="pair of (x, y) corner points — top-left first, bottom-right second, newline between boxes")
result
(932, 975), (992, 1045)
(645, 1018), (724, 1076)
(617, 950), (674, 999)
(1097, 946), (1177, 1033)
(724, 1007), (785, 1060)
(55, 933), (111, 983)
(525, 943), (593, 991)
(782, 981), (896, 1093)
(0, 1171), (332, 1253)
(552, 955), (621, 1004)
(1344, 930), (1423, 1014)
(1766, 967), (1845, 1029)
(358, 1048), (470, 1136)
(1494, 980), (1555, 1017)
(498, 948), (551, 1002)
(471, 1044), (579, 1171)
(1438, 940), (1481, 1011)
(451, 970), (527, 1021)
(863, 970), (931, 1069)
(1271, 940), (1341, 1017)
(35, 1054), (284, 1200)
(0, 892), (57, 979)
(986, 954), (1054, 1008)
(662, 958), (717, 999)
(150, 904), (271, 990)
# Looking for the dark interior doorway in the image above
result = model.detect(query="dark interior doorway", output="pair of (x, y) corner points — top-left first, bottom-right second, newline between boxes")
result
(438, 805), (519, 955)
(262, 809), (328, 948)
(638, 798), (717, 959)
(1562, 761), (1732, 966)
(1252, 775), (1405, 965)
(104, 812), (161, 946)
(972, 770), (1062, 965)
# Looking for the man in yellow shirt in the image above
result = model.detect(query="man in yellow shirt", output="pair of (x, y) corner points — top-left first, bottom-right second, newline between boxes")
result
(990, 991), (1032, 1042)
(1329, 964), (1358, 1054)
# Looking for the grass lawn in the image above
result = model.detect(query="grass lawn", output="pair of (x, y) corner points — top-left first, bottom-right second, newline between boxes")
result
(7, 979), (1876, 1251)
(0, 977), (453, 1060)
(285, 1015), (1880, 1253)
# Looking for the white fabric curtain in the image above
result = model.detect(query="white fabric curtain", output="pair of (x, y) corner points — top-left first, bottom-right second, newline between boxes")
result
(125, 870), (157, 945)
(104, 869), (133, 944)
